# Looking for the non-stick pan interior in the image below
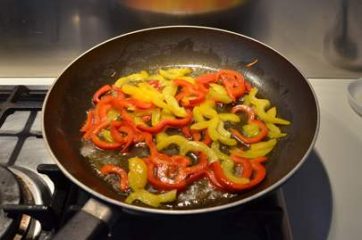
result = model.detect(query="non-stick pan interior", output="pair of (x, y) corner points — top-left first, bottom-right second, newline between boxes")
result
(43, 26), (318, 213)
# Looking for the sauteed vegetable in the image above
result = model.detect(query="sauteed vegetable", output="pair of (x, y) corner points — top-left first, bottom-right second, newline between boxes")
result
(80, 67), (290, 208)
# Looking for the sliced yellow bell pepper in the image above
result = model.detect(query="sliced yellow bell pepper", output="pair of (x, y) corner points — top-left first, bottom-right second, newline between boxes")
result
(162, 83), (187, 117)
(211, 141), (230, 162)
(267, 123), (287, 138)
(218, 113), (240, 122)
(221, 158), (250, 184)
(232, 139), (277, 158)
(266, 107), (287, 138)
(192, 106), (205, 122)
(217, 121), (231, 138)
(247, 88), (290, 125)
(198, 101), (218, 119)
(151, 108), (161, 126)
(125, 189), (177, 207)
(207, 83), (233, 103)
(128, 157), (147, 191)
(176, 76), (195, 84)
(114, 70), (149, 87)
(191, 117), (237, 146)
(191, 101), (237, 146)
(242, 123), (260, 137)
(146, 74), (167, 82)
(156, 135), (219, 162)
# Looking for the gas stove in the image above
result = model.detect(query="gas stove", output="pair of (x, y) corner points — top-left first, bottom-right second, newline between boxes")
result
(0, 86), (293, 239)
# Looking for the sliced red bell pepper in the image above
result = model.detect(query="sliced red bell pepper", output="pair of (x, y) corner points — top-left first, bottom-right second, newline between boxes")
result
(94, 95), (114, 123)
(109, 121), (135, 152)
(143, 132), (158, 156)
(118, 126), (134, 152)
(181, 126), (192, 138)
(245, 80), (252, 92)
(185, 152), (208, 175)
(81, 110), (94, 132)
(100, 164), (129, 191)
(210, 157), (267, 192)
(111, 97), (153, 110)
(89, 121), (122, 150)
(110, 121), (125, 143)
(148, 80), (162, 90)
(81, 110), (95, 140)
(91, 134), (122, 150)
(190, 130), (211, 145)
(137, 111), (192, 133)
(111, 85), (125, 98)
(230, 155), (253, 178)
(217, 70), (246, 101)
(205, 170), (225, 190)
(148, 152), (190, 166)
(125, 98), (154, 109)
(230, 120), (268, 144)
(195, 72), (218, 86)
(191, 130), (201, 141)
(146, 159), (188, 191)
(202, 130), (212, 146)
(231, 104), (255, 122)
(174, 79), (206, 107)
(186, 170), (206, 185)
(93, 84), (112, 104)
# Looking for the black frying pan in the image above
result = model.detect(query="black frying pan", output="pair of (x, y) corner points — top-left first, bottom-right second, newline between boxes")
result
(43, 26), (319, 239)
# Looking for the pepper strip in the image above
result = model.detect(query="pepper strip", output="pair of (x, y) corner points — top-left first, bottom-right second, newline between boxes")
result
(156, 135), (219, 163)
(246, 88), (290, 125)
(92, 84), (112, 103)
(217, 69), (246, 101)
(145, 158), (188, 190)
(174, 79), (206, 107)
(100, 164), (129, 191)
(230, 119), (268, 144)
(128, 157), (148, 191)
(195, 72), (218, 86)
(125, 189), (177, 208)
(81, 110), (95, 140)
(231, 139), (277, 158)
(231, 104), (255, 122)
(205, 170), (225, 190)
(210, 157), (267, 192)
(207, 83), (233, 103)
(137, 111), (192, 133)
(90, 121), (123, 150)
(126, 157), (177, 207)
(184, 152), (208, 175)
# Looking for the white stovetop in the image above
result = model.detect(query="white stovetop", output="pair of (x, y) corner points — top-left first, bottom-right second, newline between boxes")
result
(1, 78), (361, 240)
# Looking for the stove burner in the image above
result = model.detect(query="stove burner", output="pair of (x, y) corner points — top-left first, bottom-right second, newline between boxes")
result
(1, 166), (53, 240)
(0, 166), (21, 240)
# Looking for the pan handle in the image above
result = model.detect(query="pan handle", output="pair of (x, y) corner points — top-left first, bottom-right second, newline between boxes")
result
(53, 198), (117, 240)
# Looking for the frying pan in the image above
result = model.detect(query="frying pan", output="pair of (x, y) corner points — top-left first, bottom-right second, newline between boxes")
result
(43, 26), (319, 239)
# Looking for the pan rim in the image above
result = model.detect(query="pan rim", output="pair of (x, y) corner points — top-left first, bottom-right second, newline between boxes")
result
(42, 25), (320, 215)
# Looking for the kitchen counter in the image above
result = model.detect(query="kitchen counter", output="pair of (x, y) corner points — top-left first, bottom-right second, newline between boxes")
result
(283, 79), (362, 240)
